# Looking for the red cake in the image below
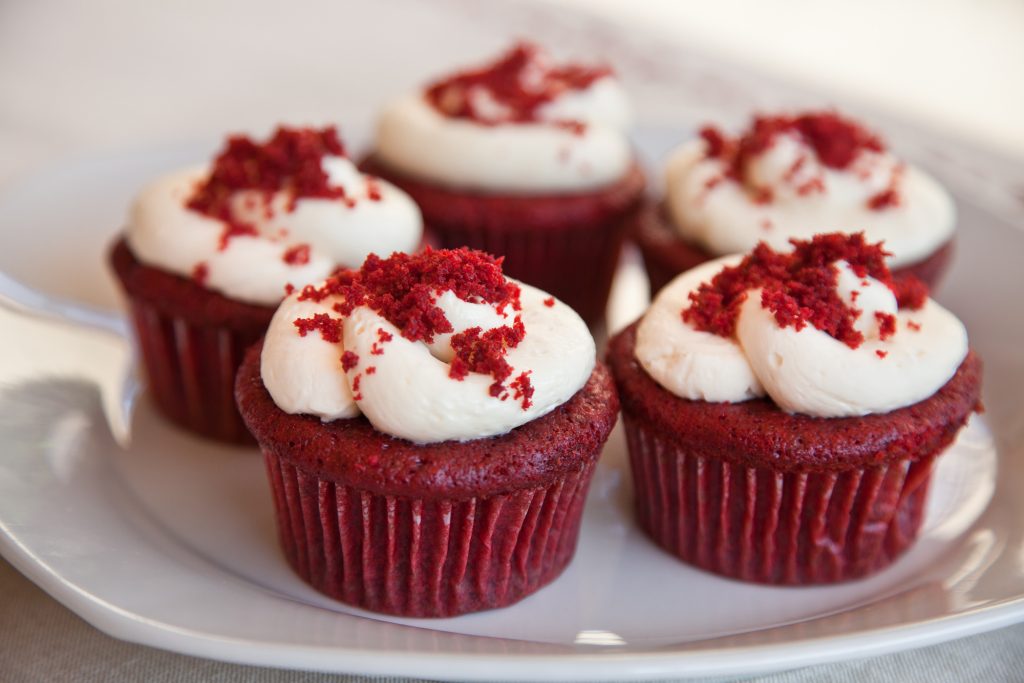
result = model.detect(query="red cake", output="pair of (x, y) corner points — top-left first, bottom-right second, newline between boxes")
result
(364, 42), (645, 328)
(236, 247), (617, 616)
(607, 233), (982, 584)
(108, 126), (422, 443)
(636, 111), (957, 294)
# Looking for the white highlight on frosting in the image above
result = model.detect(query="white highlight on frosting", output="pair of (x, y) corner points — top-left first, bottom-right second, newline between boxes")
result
(665, 137), (955, 267)
(374, 77), (632, 194)
(125, 156), (422, 306)
(636, 255), (969, 417)
(261, 281), (595, 443)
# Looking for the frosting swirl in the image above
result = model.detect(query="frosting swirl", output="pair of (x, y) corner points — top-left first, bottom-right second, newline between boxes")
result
(126, 126), (422, 306)
(261, 248), (595, 443)
(636, 234), (968, 417)
(665, 112), (955, 267)
(375, 43), (633, 194)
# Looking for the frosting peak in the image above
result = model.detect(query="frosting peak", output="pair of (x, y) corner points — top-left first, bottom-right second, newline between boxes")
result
(636, 234), (968, 417)
(261, 248), (595, 442)
(665, 111), (955, 267)
(375, 43), (633, 194)
(126, 126), (422, 305)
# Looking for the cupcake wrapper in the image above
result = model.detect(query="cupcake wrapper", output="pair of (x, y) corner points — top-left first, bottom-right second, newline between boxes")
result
(623, 415), (936, 584)
(428, 214), (630, 328)
(128, 297), (261, 445)
(264, 450), (596, 617)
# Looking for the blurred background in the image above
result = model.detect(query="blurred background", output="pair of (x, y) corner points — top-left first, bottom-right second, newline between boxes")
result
(2, 0), (1022, 186)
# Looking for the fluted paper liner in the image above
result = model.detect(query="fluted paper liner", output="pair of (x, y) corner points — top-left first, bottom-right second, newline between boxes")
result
(128, 297), (261, 444)
(623, 414), (936, 584)
(264, 451), (597, 617)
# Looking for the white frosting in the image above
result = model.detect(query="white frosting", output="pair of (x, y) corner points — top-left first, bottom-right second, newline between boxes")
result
(665, 136), (955, 267)
(125, 156), (422, 306)
(375, 77), (633, 194)
(636, 255), (968, 417)
(261, 281), (595, 443)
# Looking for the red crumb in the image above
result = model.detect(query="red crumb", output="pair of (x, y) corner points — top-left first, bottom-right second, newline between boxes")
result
(299, 247), (521, 343)
(341, 351), (359, 372)
(448, 316), (527, 402)
(425, 42), (610, 128)
(907, 320), (922, 331)
(875, 311), (897, 340)
(351, 374), (362, 400)
(187, 126), (347, 249)
(683, 232), (925, 349)
(192, 262), (209, 284)
(700, 111), (886, 200)
(370, 328), (394, 356)
(283, 243), (311, 265)
(509, 371), (535, 409)
(294, 313), (344, 343)
(868, 188), (900, 210)
(284, 283), (296, 296)
(365, 175), (383, 201)
(543, 297), (555, 307)
(876, 350), (888, 359)
(365, 366), (377, 375)
(893, 276), (928, 309)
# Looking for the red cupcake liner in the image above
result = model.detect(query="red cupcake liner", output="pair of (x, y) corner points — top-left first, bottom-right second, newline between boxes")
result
(428, 215), (630, 327)
(263, 450), (597, 617)
(622, 414), (936, 584)
(128, 296), (263, 444)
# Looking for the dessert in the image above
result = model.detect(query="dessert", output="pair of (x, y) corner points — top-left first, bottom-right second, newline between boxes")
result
(110, 126), (422, 443)
(235, 247), (618, 616)
(607, 233), (981, 584)
(635, 111), (956, 293)
(361, 42), (645, 327)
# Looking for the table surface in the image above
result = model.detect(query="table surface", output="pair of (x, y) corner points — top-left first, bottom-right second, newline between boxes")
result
(2, 0), (1021, 680)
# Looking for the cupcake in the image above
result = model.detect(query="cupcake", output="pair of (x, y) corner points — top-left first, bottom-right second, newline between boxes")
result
(361, 42), (645, 327)
(607, 233), (981, 584)
(235, 247), (618, 616)
(635, 111), (956, 293)
(110, 126), (422, 443)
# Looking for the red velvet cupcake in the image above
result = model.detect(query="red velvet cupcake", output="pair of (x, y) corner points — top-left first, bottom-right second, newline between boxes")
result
(634, 111), (956, 294)
(607, 233), (981, 584)
(109, 126), (422, 443)
(362, 42), (645, 327)
(236, 248), (617, 616)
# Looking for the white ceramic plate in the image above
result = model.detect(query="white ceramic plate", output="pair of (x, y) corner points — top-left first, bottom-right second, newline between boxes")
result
(0, 138), (1022, 681)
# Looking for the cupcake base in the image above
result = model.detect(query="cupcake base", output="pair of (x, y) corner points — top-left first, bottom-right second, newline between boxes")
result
(632, 202), (955, 294)
(236, 343), (619, 616)
(109, 238), (275, 444)
(607, 323), (981, 585)
(361, 155), (645, 327)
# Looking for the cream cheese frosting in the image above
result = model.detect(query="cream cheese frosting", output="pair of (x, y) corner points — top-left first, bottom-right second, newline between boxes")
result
(665, 116), (956, 268)
(636, 244), (968, 418)
(126, 132), (422, 306)
(374, 44), (633, 194)
(261, 250), (596, 443)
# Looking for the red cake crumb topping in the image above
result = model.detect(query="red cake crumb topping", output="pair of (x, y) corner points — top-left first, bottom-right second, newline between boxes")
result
(907, 320), (922, 332)
(682, 233), (927, 349)
(341, 351), (359, 372)
(876, 350), (888, 359)
(299, 248), (521, 343)
(448, 317), (527, 405)
(294, 248), (536, 410)
(700, 112), (887, 200)
(875, 312), (897, 340)
(425, 42), (611, 126)
(283, 244), (311, 266)
(294, 313), (343, 344)
(191, 262), (209, 284)
(187, 126), (348, 249)
(365, 176), (383, 201)
(544, 297), (555, 307)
